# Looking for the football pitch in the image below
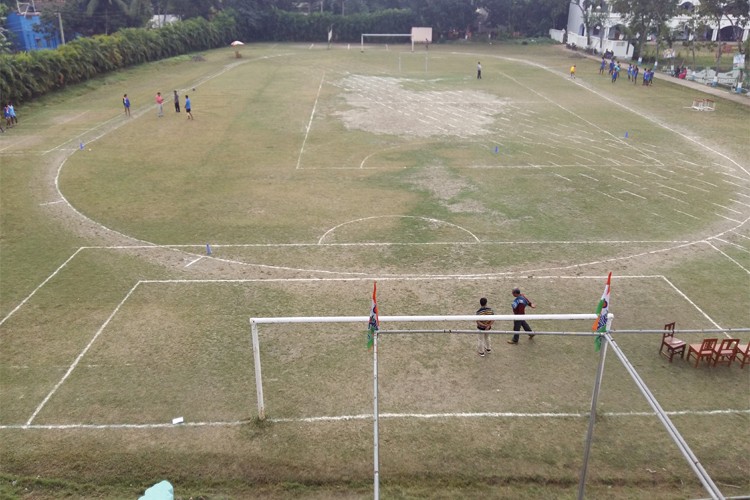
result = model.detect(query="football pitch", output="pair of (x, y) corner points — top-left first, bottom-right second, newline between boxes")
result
(0, 42), (748, 498)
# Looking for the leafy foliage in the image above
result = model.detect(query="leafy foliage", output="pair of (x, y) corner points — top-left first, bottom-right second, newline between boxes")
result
(0, 3), (12, 54)
(0, 12), (237, 104)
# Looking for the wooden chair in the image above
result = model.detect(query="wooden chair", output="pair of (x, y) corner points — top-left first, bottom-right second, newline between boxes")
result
(712, 338), (740, 367)
(659, 322), (685, 362)
(733, 342), (749, 369)
(687, 338), (717, 368)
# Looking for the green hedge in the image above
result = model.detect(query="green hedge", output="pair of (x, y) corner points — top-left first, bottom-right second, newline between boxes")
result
(0, 13), (237, 104)
(0, 8), (416, 105)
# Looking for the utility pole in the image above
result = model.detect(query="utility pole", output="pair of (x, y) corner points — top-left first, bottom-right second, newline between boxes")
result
(57, 11), (65, 44)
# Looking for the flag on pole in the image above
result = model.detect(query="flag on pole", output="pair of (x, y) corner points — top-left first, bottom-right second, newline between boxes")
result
(592, 272), (612, 352)
(367, 282), (379, 349)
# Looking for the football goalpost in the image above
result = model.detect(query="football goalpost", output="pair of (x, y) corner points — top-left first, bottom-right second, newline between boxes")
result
(248, 312), (726, 500)
(361, 26), (432, 52)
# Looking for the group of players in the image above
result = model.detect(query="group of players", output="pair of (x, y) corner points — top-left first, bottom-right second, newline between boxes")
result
(1, 102), (18, 132)
(475, 288), (535, 357)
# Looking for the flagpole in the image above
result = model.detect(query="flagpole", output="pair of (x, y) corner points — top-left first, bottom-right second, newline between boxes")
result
(373, 328), (380, 500)
(577, 323), (609, 499)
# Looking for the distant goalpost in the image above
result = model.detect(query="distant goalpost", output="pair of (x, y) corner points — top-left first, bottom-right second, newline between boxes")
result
(249, 312), (726, 500)
(361, 26), (432, 52)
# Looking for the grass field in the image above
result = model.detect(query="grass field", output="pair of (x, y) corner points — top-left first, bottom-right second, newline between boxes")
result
(0, 42), (749, 499)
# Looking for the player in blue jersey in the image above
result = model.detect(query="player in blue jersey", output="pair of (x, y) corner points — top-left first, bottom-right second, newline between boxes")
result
(508, 288), (535, 344)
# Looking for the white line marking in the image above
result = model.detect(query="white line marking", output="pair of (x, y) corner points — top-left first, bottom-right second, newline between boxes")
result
(0, 135), (35, 152)
(602, 192), (623, 202)
(655, 183), (687, 195)
(712, 202), (743, 214)
(621, 190), (647, 200)
(553, 173), (572, 182)
(185, 256), (204, 268)
(714, 213), (742, 223)
(711, 237), (750, 253)
(25, 282), (142, 426)
(660, 193), (688, 204)
(644, 170), (668, 180)
(693, 178), (719, 188)
(296, 73), (325, 170)
(0, 248), (84, 327)
(4, 408), (748, 430)
(704, 241), (750, 274)
(660, 275), (722, 329)
(317, 215), (480, 244)
(39, 200), (64, 206)
(612, 175), (640, 186)
(611, 167), (640, 178)
(683, 184), (710, 193)
(673, 209), (700, 220)
(722, 179), (747, 189)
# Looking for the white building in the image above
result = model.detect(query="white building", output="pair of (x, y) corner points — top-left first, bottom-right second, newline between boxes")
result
(554, 1), (750, 59)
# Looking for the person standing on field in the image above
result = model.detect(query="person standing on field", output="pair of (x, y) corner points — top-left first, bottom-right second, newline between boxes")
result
(123, 94), (131, 117)
(570, 64), (576, 78)
(476, 297), (494, 357)
(173, 90), (180, 112)
(155, 92), (164, 117)
(508, 288), (535, 344)
(477, 61), (482, 79)
(185, 95), (193, 119)
(7, 103), (17, 125)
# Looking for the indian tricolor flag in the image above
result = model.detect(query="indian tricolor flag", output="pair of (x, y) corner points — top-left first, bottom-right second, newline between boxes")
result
(367, 282), (379, 349)
(592, 272), (612, 351)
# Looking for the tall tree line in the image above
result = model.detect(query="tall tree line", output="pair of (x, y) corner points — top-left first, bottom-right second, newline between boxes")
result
(0, 0), (572, 42)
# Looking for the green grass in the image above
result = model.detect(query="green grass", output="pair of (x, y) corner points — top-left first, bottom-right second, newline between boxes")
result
(0, 42), (748, 498)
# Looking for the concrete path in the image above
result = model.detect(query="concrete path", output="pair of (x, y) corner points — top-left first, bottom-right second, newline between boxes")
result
(570, 46), (750, 108)
(651, 70), (750, 107)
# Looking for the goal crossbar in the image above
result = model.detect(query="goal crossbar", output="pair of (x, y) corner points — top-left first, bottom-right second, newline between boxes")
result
(251, 313), (597, 324)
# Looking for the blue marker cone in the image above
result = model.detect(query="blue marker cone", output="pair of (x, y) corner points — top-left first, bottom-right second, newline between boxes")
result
(206, 244), (212, 255)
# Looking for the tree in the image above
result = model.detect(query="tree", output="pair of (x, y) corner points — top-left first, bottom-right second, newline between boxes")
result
(677, 11), (710, 69)
(611, 0), (677, 60)
(164, 0), (221, 20)
(0, 3), (13, 54)
(698, 0), (750, 70)
(407, 0), (475, 38)
(44, 0), (152, 37)
(569, 0), (609, 48)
